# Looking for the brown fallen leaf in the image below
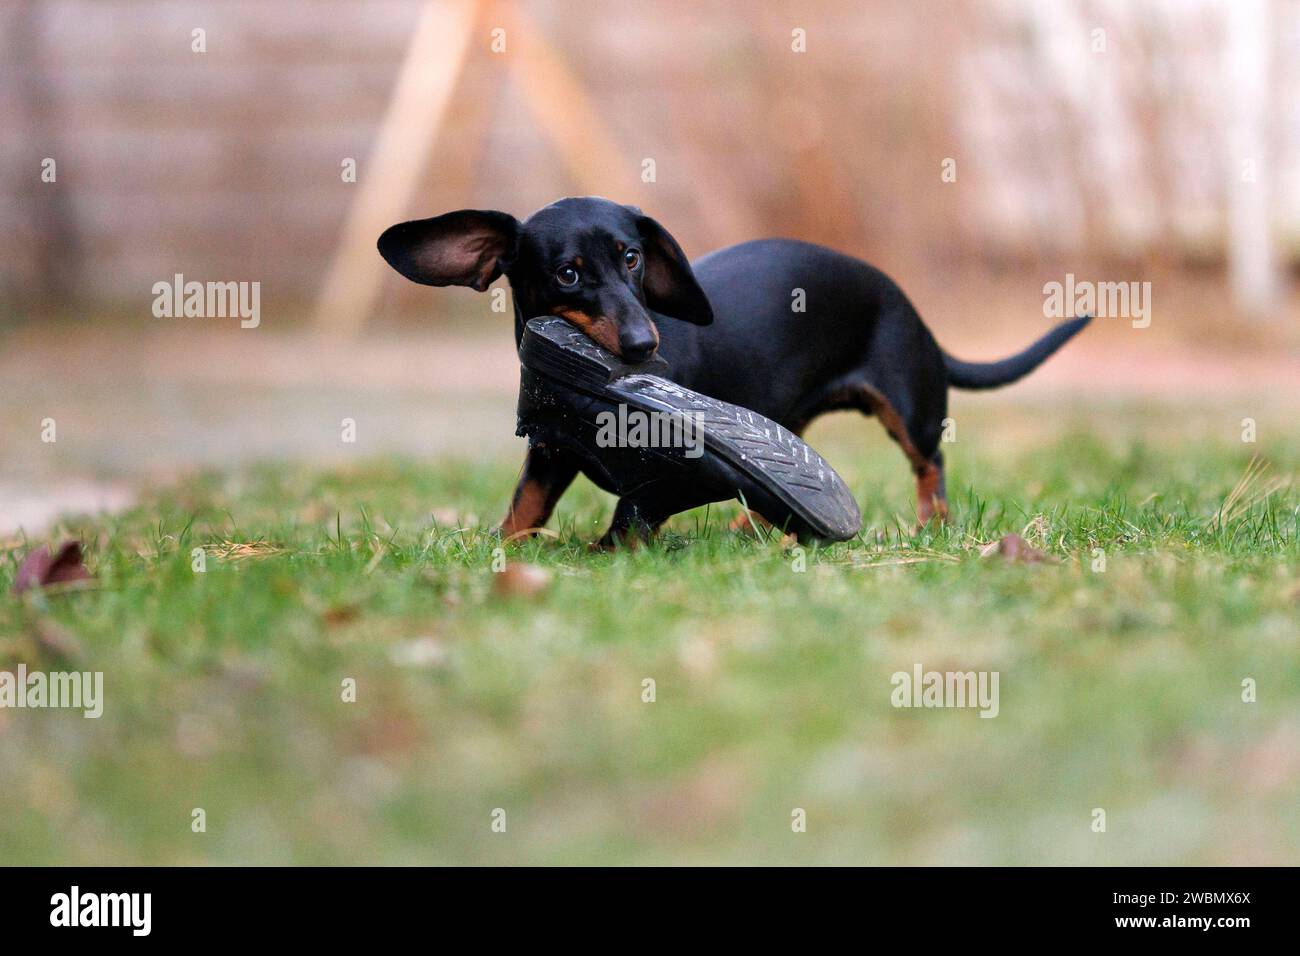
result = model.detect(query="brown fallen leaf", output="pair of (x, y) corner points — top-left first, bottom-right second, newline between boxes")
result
(492, 562), (552, 599)
(979, 533), (1053, 564)
(321, 603), (360, 626)
(210, 539), (287, 561)
(13, 540), (93, 594)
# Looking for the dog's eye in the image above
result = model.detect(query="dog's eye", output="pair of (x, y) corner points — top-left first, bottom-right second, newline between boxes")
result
(624, 249), (641, 270)
(556, 265), (579, 287)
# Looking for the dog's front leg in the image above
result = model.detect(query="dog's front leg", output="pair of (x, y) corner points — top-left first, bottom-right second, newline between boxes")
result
(497, 443), (580, 540)
(597, 496), (660, 549)
(597, 484), (698, 549)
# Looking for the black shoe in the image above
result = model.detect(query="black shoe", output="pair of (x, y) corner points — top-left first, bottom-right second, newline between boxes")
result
(517, 317), (861, 542)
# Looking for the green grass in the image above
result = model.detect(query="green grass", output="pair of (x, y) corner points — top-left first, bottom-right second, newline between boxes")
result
(2, 403), (1297, 865)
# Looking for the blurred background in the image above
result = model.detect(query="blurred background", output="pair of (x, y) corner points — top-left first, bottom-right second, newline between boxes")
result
(1, 0), (1297, 530)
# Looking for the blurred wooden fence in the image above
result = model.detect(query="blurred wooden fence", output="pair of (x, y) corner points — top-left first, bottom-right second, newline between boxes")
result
(1, 0), (1296, 318)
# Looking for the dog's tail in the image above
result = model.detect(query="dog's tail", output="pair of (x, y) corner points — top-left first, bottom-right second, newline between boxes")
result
(942, 315), (1091, 390)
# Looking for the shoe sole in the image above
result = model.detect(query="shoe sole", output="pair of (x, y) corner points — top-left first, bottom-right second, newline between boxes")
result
(519, 317), (862, 542)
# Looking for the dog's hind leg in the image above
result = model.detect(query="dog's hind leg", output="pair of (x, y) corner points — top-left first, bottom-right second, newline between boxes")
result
(916, 451), (948, 525)
(729, 510), (775, 534)
(821, 381), (947, 525)
(861, 386), (949, 525)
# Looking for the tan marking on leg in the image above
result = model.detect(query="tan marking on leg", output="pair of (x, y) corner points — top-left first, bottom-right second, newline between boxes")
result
(826, 382), (946, 525)
(915, 462), (948, 525)
(729, 510), (774, 534)
(916, 466), (937, 524)
(552, 307), (622, 355)
(499, 477), (549, 538)
(855, 384), (930, 472)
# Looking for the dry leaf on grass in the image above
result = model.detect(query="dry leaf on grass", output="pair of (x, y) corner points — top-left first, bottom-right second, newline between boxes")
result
(209, 540), (288, 561)
(321, 603), (360, 626)
(979, 533), (1053, 564)
(492, 563), (552, 599)
(12, 540), (93, 594)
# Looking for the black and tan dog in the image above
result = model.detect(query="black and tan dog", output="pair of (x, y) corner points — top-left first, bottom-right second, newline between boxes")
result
(379, 197), (1089, 543)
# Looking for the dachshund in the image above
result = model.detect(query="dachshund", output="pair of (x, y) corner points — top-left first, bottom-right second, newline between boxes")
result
(378, 197), (1089, 544)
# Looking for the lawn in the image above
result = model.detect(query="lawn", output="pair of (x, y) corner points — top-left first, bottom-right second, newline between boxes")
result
(2, 400), (1297, 865)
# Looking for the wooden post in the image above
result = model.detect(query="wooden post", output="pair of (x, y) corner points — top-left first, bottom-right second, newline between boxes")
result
(1225, 0), (1277, 320)
(497, 3), (628, 198)
(314, 0), (481, 336)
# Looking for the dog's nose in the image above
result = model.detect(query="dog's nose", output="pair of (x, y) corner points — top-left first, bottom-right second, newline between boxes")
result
(620, 330), (657, 363)
(622, 340), (656, 363)
(621, 338), (655, 364)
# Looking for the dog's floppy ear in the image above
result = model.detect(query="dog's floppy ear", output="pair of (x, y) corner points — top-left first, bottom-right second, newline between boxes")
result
(377, 210), (519, 291)
(632, 213), (713, 325)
